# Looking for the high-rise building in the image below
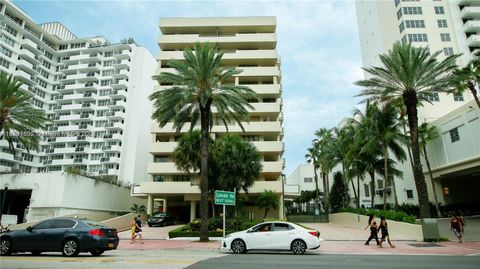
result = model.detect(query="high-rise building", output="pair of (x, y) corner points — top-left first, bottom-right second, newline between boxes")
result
(355, 0), (480, 208)
(0, 0), (156, 184)
(136, 17), (285, 221)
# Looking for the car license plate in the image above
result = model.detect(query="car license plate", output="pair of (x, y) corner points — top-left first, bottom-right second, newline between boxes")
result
(108, 243), (114, 248)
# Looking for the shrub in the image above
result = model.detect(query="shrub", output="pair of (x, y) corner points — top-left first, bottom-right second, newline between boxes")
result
(340, 207), (416, 224)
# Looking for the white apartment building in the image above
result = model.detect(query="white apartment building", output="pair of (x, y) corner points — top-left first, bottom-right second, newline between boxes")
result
(135, 17), (285, 222)
(354, 0), (480, 208)
(0, 0), (156, 184)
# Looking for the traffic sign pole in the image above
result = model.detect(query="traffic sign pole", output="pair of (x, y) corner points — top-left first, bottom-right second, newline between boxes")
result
(223, 204), (226, 238)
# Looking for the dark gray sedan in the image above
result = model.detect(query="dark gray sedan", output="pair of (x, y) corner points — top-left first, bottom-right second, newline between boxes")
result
(0, 218), (119, 257)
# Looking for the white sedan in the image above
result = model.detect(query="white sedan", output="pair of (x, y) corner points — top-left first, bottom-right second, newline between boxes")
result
(220, 221), (320, 255)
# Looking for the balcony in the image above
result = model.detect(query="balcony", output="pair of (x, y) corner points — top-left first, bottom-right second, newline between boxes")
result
(13, 70), (35, 86)
(102, 145), (122, 152)
(58, 93), (84, 102)
(105, 122), (124, 130)
(147, 162), (186, 175)
(152, 121), (282, 134)
(461, 6), (480, 20)
(113, 59), (130, 69)
(106, 111), (125, 119)
(467, 34), (480, 47)
(251, 141), (284, 153)
(51, 159), (75, 166)
(58, 114), (81, 121)
(108, 100), (127, 109)
(19, 48), (39, 64)
(100, 157), (120, 163)
(20, 38), (38, 51)
(113, 50), (132, 60)
(247, 84), (281, 95)
(158, 33), (277, 50)
(61, 103), (83, 111)
(111, 69), (129, 79)
(109, 89), (128, 98)
(463, 20), (480, 33)
(261, 160), (284, 173)
(111, 80), (128, 89)
(149, 142), (177, 154)
(70, 54), (89, 61)
(235, 66), (280, 77)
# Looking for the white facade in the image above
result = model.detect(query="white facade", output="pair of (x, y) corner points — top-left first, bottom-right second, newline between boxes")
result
(0, 172), (144, 224)
(138, 17), (285, 221)
(355, 0), (480, 206)
(0, 0), (156, 184)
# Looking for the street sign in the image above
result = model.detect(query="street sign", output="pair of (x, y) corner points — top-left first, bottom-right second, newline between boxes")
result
(214, 190), (235, 205)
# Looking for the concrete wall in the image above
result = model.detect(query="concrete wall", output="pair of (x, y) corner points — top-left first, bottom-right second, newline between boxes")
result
(0, 172), (145, 223)
(329, 212), (423, 241)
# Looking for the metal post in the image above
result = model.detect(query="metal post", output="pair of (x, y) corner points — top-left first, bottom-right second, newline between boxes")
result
(223, 204), (226, 238)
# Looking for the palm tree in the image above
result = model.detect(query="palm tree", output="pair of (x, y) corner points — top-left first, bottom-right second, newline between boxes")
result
(314, 128), (337, 212)
(0, 73), (49, 155)
(333, 124), (358, 206)
(451, 58), (480, 109)
(130, 204), (146, 214)
(419, 122), (442, 217)
(305, 144), (321, 211)
(150, 42), (258, 241)
(256, 190), (279, 219)
(355, 41), (459, 218)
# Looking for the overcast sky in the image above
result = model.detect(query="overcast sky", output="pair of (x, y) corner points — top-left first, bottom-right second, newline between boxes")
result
(14, 0), (364, 176)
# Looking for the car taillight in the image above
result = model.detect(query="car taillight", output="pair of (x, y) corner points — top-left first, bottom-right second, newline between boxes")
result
(89, 229), (106, 237)
(308, 231), (318, 238)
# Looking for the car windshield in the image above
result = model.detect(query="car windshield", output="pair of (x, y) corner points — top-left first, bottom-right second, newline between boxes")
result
(153, 213), (167, 218)
(84, 220), (106, 228)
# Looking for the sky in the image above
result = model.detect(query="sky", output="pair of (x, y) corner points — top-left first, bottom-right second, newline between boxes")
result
(14, 0), (365, 176)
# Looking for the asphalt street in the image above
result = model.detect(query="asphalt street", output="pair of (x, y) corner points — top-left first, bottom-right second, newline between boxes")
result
(0, 249), (225, 269)
(187, 253), (480, 269)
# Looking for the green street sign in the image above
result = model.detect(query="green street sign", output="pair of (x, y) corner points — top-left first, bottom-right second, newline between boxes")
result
(215, 190), (235, 206)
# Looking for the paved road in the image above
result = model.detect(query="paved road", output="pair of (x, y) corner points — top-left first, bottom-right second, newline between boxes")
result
(187, 253), (480, 269)
(0, 249), (225, 269)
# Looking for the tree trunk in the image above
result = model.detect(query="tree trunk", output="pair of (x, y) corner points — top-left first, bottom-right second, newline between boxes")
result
(211, 198), (215, 218)
(313, 161), (320, 208)
(323, 172), (330, 213)
(403, 93), (431, 218)
(357, 176), (361, 209)
(423, 146), (442, 217)
(342, 164), (357, 207)
(264, 208), (269, 219)
(391, 173), (399, 210)
(383, 145), (388, 211)
(199, 107), (210, 242)
(468, 82), (480, 109)
(368, 171), (375, 208)
(402, 117), (415, 171)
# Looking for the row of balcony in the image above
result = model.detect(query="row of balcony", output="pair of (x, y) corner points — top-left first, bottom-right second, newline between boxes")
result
(149, 141), (284, 154)
(158, 33), (277, 50)
(155, 84), (281, 96)
(146, 159), (284, 175)
(158, 49), (279, 65)
(160, 66), (280, 78)
(43, 157), (121, 166)
(152, 121), (283, 134)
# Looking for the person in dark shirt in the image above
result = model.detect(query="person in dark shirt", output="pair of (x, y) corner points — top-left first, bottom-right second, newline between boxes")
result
(364, 214), (379, 246)
(451, 216), (463, 243)
(378, 216), (395, 248)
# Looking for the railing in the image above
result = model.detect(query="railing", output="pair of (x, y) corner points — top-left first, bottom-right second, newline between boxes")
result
(75, 147), (84, 152)
(73, 158), (83, 163)
(100, 157), (110, 162)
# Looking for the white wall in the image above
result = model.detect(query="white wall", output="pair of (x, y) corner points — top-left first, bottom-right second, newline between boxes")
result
(120, 46), (156, 185)
(0, 172), (145, 222)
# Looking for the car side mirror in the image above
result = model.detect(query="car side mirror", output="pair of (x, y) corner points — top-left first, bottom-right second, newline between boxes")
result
(247, 228), (253, 233)
(26, 226), (33, 232)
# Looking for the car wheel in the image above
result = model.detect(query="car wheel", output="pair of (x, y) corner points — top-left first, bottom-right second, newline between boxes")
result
(291, 239), (307, 255)
(62, 239), (80, 257)
(90, 249), (104, 256)
(31, 251), (42, 256)
(0, 238), (12, 256)
(231, 239), (246, 254)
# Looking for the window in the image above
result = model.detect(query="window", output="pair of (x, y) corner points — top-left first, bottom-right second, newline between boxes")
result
(403, 6), (422, 15)
(399, 22), (405, 33)
(153, 175), (165, 182)
(434, 6), (445, 14)
(440, 33), (451, 42)
(397, 9), (403, 19)
(52, 219), (76, 229)
(304, 177), (313, 183)
(449, 128), (460, 143)
(443, 47), (454, 56)
(33, 220), (54, 230)
(453, 93), (464, 102)
(408, 34), (428, 42)
(420, 92), (440, 102)
(0, 57), (10, 68)
(273, 223), (293, 231)
(406, 190), (414, 199)
(0, 45), (12, 58)
(405, 20), (425, 28)
(5, 25), (17, 37)
(437, 19), (448, 28)
(401, 35), (408, 44)
(364, 184), (370, 197)
(172, 175), (190, 182)
(377, 180), (384, 189)
(59, 44), (68, 50)
(1, 34), (15, 47)
(154, 155), (170, 163)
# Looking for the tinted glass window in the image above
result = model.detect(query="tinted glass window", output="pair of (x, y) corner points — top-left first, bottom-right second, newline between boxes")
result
(251, 223), (272, 232)
(51, 219), (76, 229)
(153, 213), (167, 218)
(273, 223), (293, 231)
(33, 220), (54, 230)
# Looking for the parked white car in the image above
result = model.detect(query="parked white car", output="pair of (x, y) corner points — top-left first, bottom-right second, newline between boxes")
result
(220, 221), (320, 254)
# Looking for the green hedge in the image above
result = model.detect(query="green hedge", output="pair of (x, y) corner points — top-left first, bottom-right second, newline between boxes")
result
(339, 207), (416, 224)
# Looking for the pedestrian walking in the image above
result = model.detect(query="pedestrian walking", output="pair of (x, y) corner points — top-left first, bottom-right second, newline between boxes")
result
(378, 216), (395, 248)
(134, 215), (144, 244)
(364, 214), (379, 246)
(451, 216), (463, 243)
(130, 217), (137, 244)
(456, 213), (466, 234)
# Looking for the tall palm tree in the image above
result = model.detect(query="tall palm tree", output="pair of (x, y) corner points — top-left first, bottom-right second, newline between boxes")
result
(0, 73), (49, 155)
(256, 190), (279, 219)
(314, 127), (337, 212)
(355, 41), (459, 218)
(451, 58), (480, 109)
(150, 42), (258, 242)
(419, 122), (442, 217)
(305, 144), (321, 210)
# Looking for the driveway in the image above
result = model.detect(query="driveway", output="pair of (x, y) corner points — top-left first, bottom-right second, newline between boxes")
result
(118, 224), (183, 240)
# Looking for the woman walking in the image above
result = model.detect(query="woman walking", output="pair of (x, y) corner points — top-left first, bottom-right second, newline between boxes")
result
(130, 217), (137, 244)
(364, 214), (379, 246)
(451, 216), (464, 243)
(378, 216), (395, 248)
